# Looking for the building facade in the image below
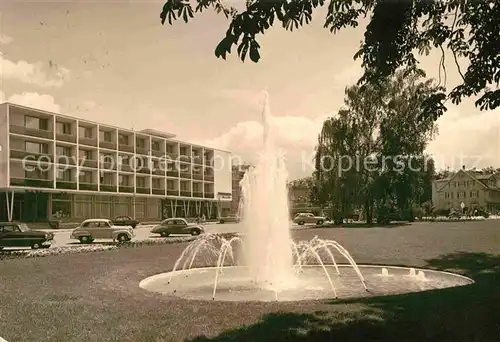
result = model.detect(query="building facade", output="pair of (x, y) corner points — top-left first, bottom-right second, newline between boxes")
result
(432, 168), (500, 213)
(228, 164), (251, 216)
(0, 102), (232, 222)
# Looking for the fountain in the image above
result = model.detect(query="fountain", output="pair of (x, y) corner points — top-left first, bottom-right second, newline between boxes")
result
(139, 92), (474, 302)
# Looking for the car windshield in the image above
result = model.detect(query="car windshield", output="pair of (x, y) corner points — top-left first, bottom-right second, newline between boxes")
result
(18, 223), (30, 232)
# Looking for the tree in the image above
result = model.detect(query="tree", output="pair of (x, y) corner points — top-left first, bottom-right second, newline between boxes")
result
(314, 68), (438, 224)
(161, 0), (500, 118)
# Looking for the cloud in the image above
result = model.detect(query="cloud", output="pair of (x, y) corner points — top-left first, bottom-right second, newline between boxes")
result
(0, 52), (70, 87)
(0, 91), (61, 113)
(0, 34), (13, 45)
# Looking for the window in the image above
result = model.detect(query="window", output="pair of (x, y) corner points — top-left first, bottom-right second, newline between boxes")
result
(167, 180), (175, 189)
(136, 138), (146, 148)
(100, 172), (114, 185)
(152, 178), (161, 188)
(180, 147), (188, 155)
(79, 149), (93, 160)
(470, 190), (479, 198)
(25, 169), (48, 179)
(152, 141), (160, 151)
(56, 122), (72, 135)
(136, 177), (146, 188)
(120, 155), (130, 166)
(56, 146), (71, 157)
(180, 182), (189, 191)
(100, 131), (112, 142)
(119, 175), (129, 186)
(153, 159), (160, 169)
(119, 134), (129, 145)
(79, 171), (93, 183)
(79, 126), (93, 138)
(166, 145), (174, 153)
(458, 191), (466, 199)
(24, 116), (48, 130)
(25, 141), (48, 154)
(57, 168), (72, 181)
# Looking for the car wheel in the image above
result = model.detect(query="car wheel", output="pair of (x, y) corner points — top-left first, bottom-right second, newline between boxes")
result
(31, 242), (41, 249)
(160, 231), (169, 237)
(219, 220), (225, 224)
(298, 221), (305, 225)
(191, 229), (201, 236)
(79, 236), (92, 244)
(131, 224), (136, 229)
(317, 220), (324, 225)
(117, 234), (130, 243)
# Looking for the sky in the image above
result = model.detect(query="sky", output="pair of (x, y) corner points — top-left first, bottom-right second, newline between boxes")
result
(1, 1), (499, 179)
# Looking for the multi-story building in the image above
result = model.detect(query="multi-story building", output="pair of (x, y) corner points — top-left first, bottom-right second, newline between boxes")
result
(432, 167), (500, 213)
(0, 102), (232, 222)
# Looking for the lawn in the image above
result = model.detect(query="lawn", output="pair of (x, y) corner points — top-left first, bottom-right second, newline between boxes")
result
(1, 221), (499, 342)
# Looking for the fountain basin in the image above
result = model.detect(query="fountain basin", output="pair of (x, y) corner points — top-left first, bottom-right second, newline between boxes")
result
(139, 265), (473, 302)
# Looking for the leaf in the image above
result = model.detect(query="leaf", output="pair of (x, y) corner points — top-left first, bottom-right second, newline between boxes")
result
(249, 40), (261, 62)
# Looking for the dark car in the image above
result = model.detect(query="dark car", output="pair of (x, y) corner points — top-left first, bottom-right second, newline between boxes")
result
(112, 216), (140, 228)
(151, 218), (204, 237)
(0, 222), (54, 250)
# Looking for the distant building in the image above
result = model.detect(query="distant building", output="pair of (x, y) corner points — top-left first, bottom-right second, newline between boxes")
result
(230, 164), (251, 216)
(287, 177), (322, 215)
(432, 167), (500, 213)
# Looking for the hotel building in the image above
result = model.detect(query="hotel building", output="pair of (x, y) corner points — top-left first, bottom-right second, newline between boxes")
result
(0, 102), (233, 223)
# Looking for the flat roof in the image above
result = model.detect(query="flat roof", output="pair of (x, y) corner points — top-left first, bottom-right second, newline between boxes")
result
(2, 102), (231, 153)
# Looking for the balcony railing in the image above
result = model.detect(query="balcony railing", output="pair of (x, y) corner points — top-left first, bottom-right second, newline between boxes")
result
(152, 188), (165, 195)
(10, 149), (53, 163)
(167, 190), (179, 196)
(167, 171), (179, 177)
(193, 173), (203, 181)
(119, 144), (134, 153)
(79, 137), (97, 147)
(56, 133), (77, 143)
(79, 183), (98, 191)
(136, 187), (150, 194)
(204, 192), (214, 198)
(193, 191), (203, 198)
(151, 149), (164, 157)
(80, 159), (98, 169)
(136, 146), (149, 155)
(166, 152), (178, 161)
(192, 156), (203, 165)
(180, 172), (191, 179)
(119, 185), (134, 193)
(55, 155), (76, 165)
(10, 178), (53, 188)
(180, 191), (191, 197)
(100, 184), (117, 192)
(56, 181), (77, 190)
(119, 163), (134, 173)
(10, 125), (53, 139)
(152, 169), (165, 176)
(178, 155), (191, 163)
(100, 161), (117, 170)
(204, 175), (214, 182)
(99, 141), (116, 150)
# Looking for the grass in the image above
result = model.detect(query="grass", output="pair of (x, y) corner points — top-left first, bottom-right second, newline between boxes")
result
(1, 220), (499, 341)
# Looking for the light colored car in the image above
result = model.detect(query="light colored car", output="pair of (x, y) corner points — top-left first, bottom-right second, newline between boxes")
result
(151, 218), (204, 237)
(293, 213), (326, 225)
(70, 219), (135, 243)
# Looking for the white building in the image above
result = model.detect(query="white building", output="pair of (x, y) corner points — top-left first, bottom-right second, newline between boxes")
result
(0, 102), (232, 222)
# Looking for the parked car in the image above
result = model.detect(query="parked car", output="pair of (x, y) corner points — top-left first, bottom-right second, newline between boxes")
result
(293, 213), (326, 225)
(112, 215), (140, 228)
(70, 219), (134, 243)
(151, 218), (204, 237)
(219, 215), (240, 224)
(0, 222), (54, 250)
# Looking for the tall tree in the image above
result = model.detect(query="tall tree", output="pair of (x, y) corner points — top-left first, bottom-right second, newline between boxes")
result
(314, 68), (438, 224)
(161, 0), (500, 118)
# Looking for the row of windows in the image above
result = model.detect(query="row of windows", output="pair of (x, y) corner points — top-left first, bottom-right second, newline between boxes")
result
(444, 191), (479, 199)
(24, 116), (201, 154)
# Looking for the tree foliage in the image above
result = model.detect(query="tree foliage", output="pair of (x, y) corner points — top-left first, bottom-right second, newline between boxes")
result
(313, 69), (438, 224)
(160, 0), (500, 118)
